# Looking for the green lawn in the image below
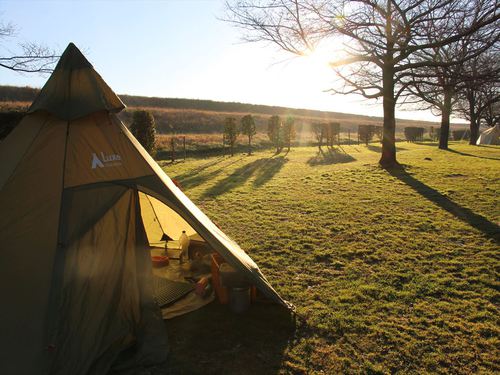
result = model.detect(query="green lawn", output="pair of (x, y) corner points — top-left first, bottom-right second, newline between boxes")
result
(159, 142), (499, 374)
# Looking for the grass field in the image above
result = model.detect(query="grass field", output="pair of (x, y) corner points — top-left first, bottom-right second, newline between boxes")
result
(154, 142), (499, 374)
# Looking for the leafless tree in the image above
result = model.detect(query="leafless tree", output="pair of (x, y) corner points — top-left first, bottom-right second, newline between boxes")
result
(403, 8), (498, 149)
(0, 21), (57, 73)
(225, 0), (500, 166)
(456, 51), (500, 143)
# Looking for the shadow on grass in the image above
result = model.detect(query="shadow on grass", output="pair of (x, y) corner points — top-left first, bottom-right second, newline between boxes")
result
(202, 156), (287, 197)
(415, 142), (439, 147)
(366, 144), (407, 153)
(447, 148), (500, 161)
(387, 164), (500, 243)
(175, 157), (245, 190)
(163, 302), (296, 374)
(307, 147), (356, 166)
(178, 169), (224, 190)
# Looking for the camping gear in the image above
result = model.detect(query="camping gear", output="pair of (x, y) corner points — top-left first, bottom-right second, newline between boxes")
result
(476, 124), (500, 145)
(0, 42), (289, 375)
(152, 275), (195, 308)
(151, 255), (169, 268)
(229, 287), (251, 313)
(219, 262), (250, 288)
(195, 277), (211, 298)
(179, 230), (190, 263)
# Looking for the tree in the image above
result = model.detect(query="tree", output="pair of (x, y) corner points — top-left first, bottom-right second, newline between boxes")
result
(224, 117), (240, 156)
(312, 122), (325, 149)
(358, 125), (375, 145)
(241, 114), (256, 155)
(225, 0), (500, 166)
(130, 110), (156, 155)
(0, 21), (57, 73)
(325, 122), (340, 147)
(267, 115), (283, 153)
(403, 17), (498, 149)
(456, 51), (500, 143)
(283, 116), (296, 152)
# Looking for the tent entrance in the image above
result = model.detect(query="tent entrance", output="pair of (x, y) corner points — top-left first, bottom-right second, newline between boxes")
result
(138, 191), (217, 318)
(139, 191), (200, 248)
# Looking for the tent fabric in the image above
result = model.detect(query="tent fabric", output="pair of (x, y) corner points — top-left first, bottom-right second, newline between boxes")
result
(139, 191), (197, 246)
(28, 43), (125, 121)
(0, 115), (67, 374)
(64, 111), (152, 188)
(0, 42), (288, 375)
(476, 124), (500, 145)
(50, 190), (141, 375)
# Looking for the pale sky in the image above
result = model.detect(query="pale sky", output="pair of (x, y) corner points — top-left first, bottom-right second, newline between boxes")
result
(0, 0), (444, 122)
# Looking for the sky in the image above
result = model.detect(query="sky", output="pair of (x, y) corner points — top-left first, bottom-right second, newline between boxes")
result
(0, 0), (444, 122)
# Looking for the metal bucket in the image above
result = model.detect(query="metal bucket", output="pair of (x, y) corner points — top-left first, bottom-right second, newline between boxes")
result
(229, 287), (251, 313)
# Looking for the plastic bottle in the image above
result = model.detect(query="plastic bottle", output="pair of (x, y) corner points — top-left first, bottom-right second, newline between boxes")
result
(179, 230), (190, 263)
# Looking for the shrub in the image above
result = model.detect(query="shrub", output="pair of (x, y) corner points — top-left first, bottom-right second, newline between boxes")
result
(452, 129), (470, 141)
(358, 125), (375, 145)
(312, 122), (326, 148)
(325, 122), (340, 147)
(241, 114), (256, 155)
(283, 116), (296, 151)
(130, 110), (156, 154)
(404, 127), (425, 142)
(267, 115), (283, 153)
(224, 117), (239, 156)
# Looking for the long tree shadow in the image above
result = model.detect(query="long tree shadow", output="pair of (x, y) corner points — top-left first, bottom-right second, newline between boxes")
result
(447, 148), (500, 161)
(254, 156), (287, 187)
(307, 147), (356, 166)
(367, 144), (407, 153)
(177, 169), (224, 190)
(202, 156), (287, 198)
(174, 157), (246, 190)
(162, 302), (296, 374)
(387, 164), (500, 243)
(415, 142), (439, 147)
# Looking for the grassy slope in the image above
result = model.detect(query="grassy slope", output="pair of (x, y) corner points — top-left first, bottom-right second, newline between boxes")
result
(159, 142), (499, 374)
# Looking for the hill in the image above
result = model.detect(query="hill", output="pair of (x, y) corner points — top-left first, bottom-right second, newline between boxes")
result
(0, 85), (448, 136)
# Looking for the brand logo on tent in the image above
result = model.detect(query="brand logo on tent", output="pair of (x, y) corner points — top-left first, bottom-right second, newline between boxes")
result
(91, 152), (122, 169)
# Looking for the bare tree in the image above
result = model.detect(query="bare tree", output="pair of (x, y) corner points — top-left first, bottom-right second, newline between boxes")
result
(0, 21), (57, 73)
(225, 0), (500, 166)
(403, 12), (498, 149)
(456, 51), (500, 143)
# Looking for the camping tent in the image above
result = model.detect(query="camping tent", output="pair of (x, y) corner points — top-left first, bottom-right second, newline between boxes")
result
(0, 43), (288, 375)
(476, 124), (500, 145)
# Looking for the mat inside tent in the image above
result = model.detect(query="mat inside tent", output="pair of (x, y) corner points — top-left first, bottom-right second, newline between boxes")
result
(152, 275), (195, 307)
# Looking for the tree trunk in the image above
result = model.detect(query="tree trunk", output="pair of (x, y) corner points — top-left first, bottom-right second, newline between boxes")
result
(469, 96), (479, 145)
(469, 117), (479, 145)
(379, 65), (397, 167)
(248, 135), (252, 155)
(439, 87), (453, 150)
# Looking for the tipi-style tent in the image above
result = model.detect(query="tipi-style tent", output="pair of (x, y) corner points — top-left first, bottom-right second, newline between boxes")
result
(476, 124), (500, 145)
(0, 43), (287, 375)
